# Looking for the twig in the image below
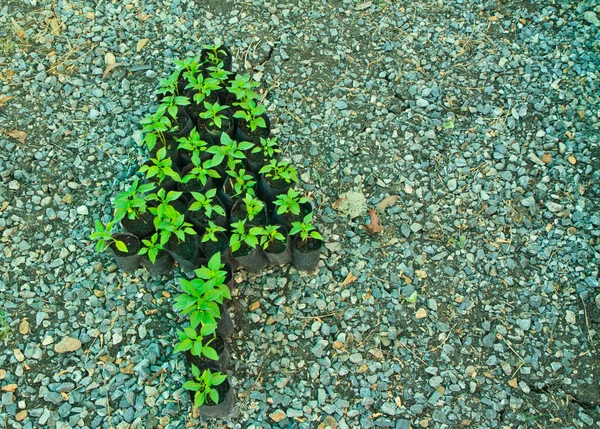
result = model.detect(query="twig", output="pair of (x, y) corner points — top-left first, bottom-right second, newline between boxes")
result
(144, 367), (166, 385)
(429, 324), (457, 352)
(581, 296), (596, 351)
(397, 340), (427, 366)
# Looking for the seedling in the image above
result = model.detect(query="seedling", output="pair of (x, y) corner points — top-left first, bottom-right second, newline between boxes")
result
(157, 71), (180, 97)
(259, 159), (298, 184)
(177, 128), (211, 166)
(181, 159), (221, 188)
(139, 147), (181, 185)
(90, 220), (128, 253)
(207, 133), (253, 170)
(241, 193), (264, 221)
(147, 188), (183, 224)
(141, 111), (171, 151)
(229, 220), (264, 253)
(225, 168), (256, 198)
(252, 136), (281, 160)
(174, 325), (219, 360)
(202, 221), (227, 243)
(173, 56), (202, 83)
(195, 253), (229, 290)
(199, 101), (229, 129)
(274, 188), (309, 216)
(202, 43), (228, 67)
(156, 94), (191, 121)
(138, 232), (167, 264)
(207, 65), (232, 88)
(188, 189), (226, 219)
(227, 73), (260, 101)
(260, 224), (286, 250)
(289, 213), (323, 241)
(185, 74), (220, 105)
(156, 210), (196, 244)
(113, 177), (155, 222)
(233, 99), (266, 132)
(183, 365), (227, 408)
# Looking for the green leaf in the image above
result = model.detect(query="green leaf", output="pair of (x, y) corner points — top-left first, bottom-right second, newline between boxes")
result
(174, 338), (192, 353)
(209, 388), (219, 404)
(405, 291), (419, 303)
(114, 239), (128, 253)
(182, 380), (201, 391)
(191, 364), (200, 378)
(202, 346), (219, 361)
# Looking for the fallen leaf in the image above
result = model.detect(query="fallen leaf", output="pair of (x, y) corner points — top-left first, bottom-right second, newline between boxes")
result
(358, 363), (369, 373)
(2, 129), (27, 143)
(488, 16), (498, 21)
(60, 392), (69, 400)
(0, 95), (14, 106)
(249, 301), (260, 311)
(84, 11), (95, 19)
(332, 198), (345, 210)
(1, 384), (17, 392)
(362, 208), (383, 235)
(519, 18), (527, 25)
(416, 308), (427, 319)
(120, 363), (135, 374)
(19, 319), (30, 335)
(48, 18), (61, 36)
(136, 38), (150, 52)
(10, 18), (26, 39)
(102, 62), (125, 79)
(376, 195), (399, 213)
(332, 341), (344, 350)
(341, 271), (357, 287)
(508, 378), (518, 388)
(401, 273), (413, 284)
(541, 153), (552, 164)
(368, 349), (384, 360)
(138, 13), (153, 21)
(567, 155), (577, 165)
(546, 223), (552, 232)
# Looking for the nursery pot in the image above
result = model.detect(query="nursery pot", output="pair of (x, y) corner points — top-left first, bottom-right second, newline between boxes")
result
(108, 233), (141, 272)
(185, 91), (220, 123)
(121, 210), (155, 239)
(197, 110), (236, 143)
(167, 234), (202, 273)
(263, 227), (292, 266)
(178, 134), (214, 167)
(199, 232), (230, 259)
(217, 304), (234, 339)
(291, 234), (322, 272)
(185, 333), (231, 373)
(164, 110), (195, 142)
(272, 200), (314, 232)
(234, 113), (271, 144)
(190, 363), (236, 419)
(257, 174), (294, 207)
(244, 149), (266, 175)
(141, 250), (174, 276)
(231, 244), (268, 273)
(229, 199), (268, 227)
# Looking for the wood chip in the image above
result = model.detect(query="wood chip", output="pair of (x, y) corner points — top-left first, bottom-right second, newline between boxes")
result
(249, 301), (260, 311)
(136, 38), (150, 52)
(120, 363), (135, 374)
(416, 308), (427, 319)
(341, 271), (357, 287)
(376, 195), (398, 213)
(161, 291), (170, 298)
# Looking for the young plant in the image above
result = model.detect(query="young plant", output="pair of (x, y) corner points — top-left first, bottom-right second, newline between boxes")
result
(139, 147), (181, 185)
(207, 65), (232, 88)
(229, 220), (264, 253)
(141, 111), (171, 151)
(185, 74), (220, 105)
(274, 188), (309, 216)
(227, 73), (260, 101)
(233, 99), (267, 132)
(206, 133), (253, 170)
(156, 94), (191, 121)
(157, 71), (180, 97)
(260, 224), (286, 250)
(252, 136), (281, 160)
(113, 177), (155, 222)
(0, 310), (8, 345)
(90, 220), (128, 253)
(138, 232), (167, 263)
(241, 193), (265, 221)
(175, 273), (230, 328)
(147, 188), (183, 227)
(225, 168), (256, 198)
(259, 159), (298, 184)
(183, 365), (227, 408)
(199, 101), (229, 129)
(195, 252), (229, 290)
(202, 221), (227, 243)
(188, 189), (226, 219)
(181, 159), (221, 188)
(177, 128), (211, 166)
(156, 210), (196, 244)
(173, 56), (202, 83)
(202, 43), (228, 67)
(174, 324), (219, 360)
(289, 213), (323, 242)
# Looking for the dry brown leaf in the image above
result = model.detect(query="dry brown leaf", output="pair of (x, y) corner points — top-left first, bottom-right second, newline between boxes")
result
(341, 271), (357, 287)
(376, 195), (399, 213)
(60, 392), (69, 400)
(48, 18), (61, 36)
(362, 209), (383, 235)
(120, 363), (135, 374)
(332, 341), (344, 350)
(249, 301), (260, 311)
(136, 38), (150, 52)
(508, 378), (518, 388)
(368, 349), (384, 360)
(416, 308), (427, 319)
(0, 95), (14, 106)
(102, 63), (125, 79)
(2, 129), (27, 143)
(332, 197), (345, 210)
(162, 291), (170, 298)
(401, 273), (412, 284)
(138, 13), (153, 21)
(1, 384), (17, 392)
(84, 11), (95, 19)
(19, 319), (30, 335)
(541, 153), (552, 164)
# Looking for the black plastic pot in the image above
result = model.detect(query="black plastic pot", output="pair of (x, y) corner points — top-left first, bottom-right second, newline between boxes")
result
(140, 250), (174, 276)
(197, 110), (235, 143)
(108, 233), (141, 272)
(234, 114), (271, 144)
(257, 174), (294, 207)
(200, 44), (233, 72)
(164, 110), (194, 142)
(167, 234), (202, 273)
(185, 91), (220, 123)
(263, 229), (292, 266)
(244, 149), (266, 175)
(272, 200), (314, 232)
(291, 234), (322, 272)
(199, 232), (230, 259)
(218, 304), (234, 339)
(185, 333), (231, 373)
(217, 172), (258, 215)
(121, 210), (155, 239)
(231, 244), (268, 273)
(229, 199), (268, 227)
(189, 365), (236, 418)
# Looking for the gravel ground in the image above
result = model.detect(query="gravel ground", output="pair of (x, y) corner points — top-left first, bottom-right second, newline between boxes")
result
(1, 0), (599, 428)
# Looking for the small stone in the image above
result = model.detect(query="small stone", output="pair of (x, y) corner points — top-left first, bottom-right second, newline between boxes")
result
(0, 369), (5, 380)
(54, 337), (82, 354)
(13, 349), (25, 362)
(584, 11), (600, 26)
(43, 391), (64, 405)
(42, 336), (54, 346)
(429, 376), (443, 388)
(15, 410), (28, 421)
(416, 99), (429, 108)
(416, 308), (427, 319)
(8, 180), (20, 190)
(447, 179), (457, 191)
(565, 310), (576, 324)
(270, 410), (287, 422)
(311, 340), (328, 358)
(424, 130), (436, 139)
(335, 101), (348, 110)
(545, 202), (562, 213)
(77, 205), (89, 215)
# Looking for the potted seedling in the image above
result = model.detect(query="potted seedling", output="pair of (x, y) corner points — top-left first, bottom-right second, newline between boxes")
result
(260, 224), (291, 266)
(207, 133), (253, 171)
(200, 43), (233, 72)
(229, 219), (267, 272)
(272, 188), (312, 231)
(157, 94), (193, 137)
(156, 70), (183, 102)
(218, 168), (257, 214)
(226, 73), (260, 103)
(230, 193), (267, 226)
(141, 111), (171, 153)
(185, 74), (221, 122)
(195, 253), (234, 320)
(289, 212), (323, 271)
(138, 232), (174, 276)
(90, 220), (141, 272)
(257, 159), (298, 204)
(246, 136), (280, 174)
(177, 128), (213, 167)
(157, 210), (199, 273)
(183, 365), (235, 418)
(186, 189), (228, 233)
(173, 56), (203, 86)
(233, 98), (270, 143)
(198, 101), (234, 141)
(139, 147), (182, 191)
(200, 221), (229, 258)
(113, 177), (156, 239)
(179, 158), (221, 194)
